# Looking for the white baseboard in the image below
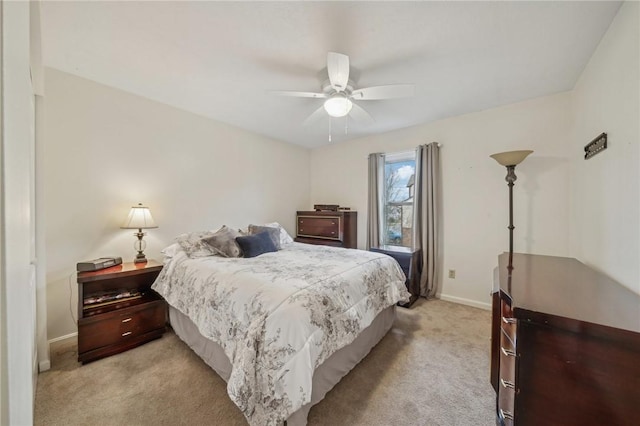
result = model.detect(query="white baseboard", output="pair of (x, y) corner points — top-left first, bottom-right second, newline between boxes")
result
(48, 332), (77, 344)
(438, 294), (491, 310)
(39, 360), (51, 372)
(39, 333), (77, 373)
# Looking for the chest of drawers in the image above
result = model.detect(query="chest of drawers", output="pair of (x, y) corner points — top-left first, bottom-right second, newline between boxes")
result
(491, 253), (640, 425)
(294, 211), (357, 248)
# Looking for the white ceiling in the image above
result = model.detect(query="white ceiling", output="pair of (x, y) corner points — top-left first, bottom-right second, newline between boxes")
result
(40, 1), (621, 148)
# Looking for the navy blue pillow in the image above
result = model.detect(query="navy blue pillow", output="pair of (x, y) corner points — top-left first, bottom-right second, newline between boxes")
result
(236, 231), (278, 258)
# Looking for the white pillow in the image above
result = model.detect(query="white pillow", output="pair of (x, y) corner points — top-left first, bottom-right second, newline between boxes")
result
(161, 243), (183, 258)
(175, 228), (221, 258)
(264, 222), (294, 245)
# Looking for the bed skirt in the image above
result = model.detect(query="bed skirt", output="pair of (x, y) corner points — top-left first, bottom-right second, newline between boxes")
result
(169, 304), (396, 425)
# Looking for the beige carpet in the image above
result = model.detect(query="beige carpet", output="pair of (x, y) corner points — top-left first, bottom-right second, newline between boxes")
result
(35, 299), (495, 426)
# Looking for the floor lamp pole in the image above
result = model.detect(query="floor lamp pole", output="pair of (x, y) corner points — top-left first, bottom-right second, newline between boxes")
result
(506, 165), (517, 275)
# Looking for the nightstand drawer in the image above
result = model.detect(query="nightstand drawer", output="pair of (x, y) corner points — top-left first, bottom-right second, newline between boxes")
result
(78, 300), (166, 354)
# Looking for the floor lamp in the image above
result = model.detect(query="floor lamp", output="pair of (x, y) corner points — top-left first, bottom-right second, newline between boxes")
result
(490, 150), (533, 276)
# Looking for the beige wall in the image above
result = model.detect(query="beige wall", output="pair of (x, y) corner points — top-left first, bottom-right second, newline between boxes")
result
(43, 69), (311, 340)
(309, 2), (640, 306)
(310, 92), (573, 308)
(569, 1), (639, 294)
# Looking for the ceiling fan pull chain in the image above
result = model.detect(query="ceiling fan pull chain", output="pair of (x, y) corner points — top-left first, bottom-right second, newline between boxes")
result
(345, 115), (349, 135)
(328, 118), (332, 142)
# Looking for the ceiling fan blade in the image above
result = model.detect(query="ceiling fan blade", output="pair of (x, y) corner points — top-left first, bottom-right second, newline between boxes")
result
(349, 102), (375, 124)
(327, 52), (350, 92)
(302, 105), (327, 126)
(351, 84), (415, 100)
(270, 90), (326, 99)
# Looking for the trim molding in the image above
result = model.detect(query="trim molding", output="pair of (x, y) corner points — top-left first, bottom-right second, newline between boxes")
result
(40, 332), (77, 372)
(48, 332), (77, 345)
(38, 360), (50, 373)
(438, 293), (491, 310)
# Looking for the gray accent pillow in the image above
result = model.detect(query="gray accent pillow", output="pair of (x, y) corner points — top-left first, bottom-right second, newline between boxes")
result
(202, 226), (243, 258)
(248, 224), (281, 250)
(235, 231), (278, 258)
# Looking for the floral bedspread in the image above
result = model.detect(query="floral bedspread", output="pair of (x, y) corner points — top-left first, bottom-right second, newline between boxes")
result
(152, 242), (409, 425)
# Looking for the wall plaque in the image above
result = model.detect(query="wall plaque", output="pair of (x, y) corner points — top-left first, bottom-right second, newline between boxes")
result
(584, 132), (607, 160)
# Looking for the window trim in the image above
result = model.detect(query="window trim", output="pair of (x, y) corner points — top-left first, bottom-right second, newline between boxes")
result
(384, 150), (415, 163)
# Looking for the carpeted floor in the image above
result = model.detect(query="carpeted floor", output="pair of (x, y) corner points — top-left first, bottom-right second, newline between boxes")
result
(35, 299), (495, 426)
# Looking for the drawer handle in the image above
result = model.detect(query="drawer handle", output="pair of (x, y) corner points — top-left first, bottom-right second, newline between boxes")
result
(300, 228), (304, 232)
(499, 409), (514, 421)
(331, 222), (336, 225)
(122, 318), (132, 323)
(500, 379), (515, 389)
(122, 331), (132, 337)
(300, 220), (303, 223)
(501, 346), (516, 357)
(502, 316), (517, 324)
(331, 231), (335, 234)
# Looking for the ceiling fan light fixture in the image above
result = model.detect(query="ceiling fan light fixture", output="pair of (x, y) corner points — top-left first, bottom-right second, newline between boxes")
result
(323, 94), (353, 118)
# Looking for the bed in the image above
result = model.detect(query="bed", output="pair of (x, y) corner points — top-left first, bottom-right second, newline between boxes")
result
(152, 238), (409, 426)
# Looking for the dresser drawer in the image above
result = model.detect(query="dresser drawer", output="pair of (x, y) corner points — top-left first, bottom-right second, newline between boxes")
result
(498, 294), (517, 425)
(498, 338), (517, 426)
(78, 300), (166, 354)
(297, 216), (341, 240)
(499, 328), (517, 381)
(500, 299), (517, 346)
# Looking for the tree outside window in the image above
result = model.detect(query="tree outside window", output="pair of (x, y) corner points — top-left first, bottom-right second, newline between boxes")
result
(383, 153), (416, 247)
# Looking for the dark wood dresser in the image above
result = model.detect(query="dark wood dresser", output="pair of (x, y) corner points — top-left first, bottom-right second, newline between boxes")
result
(295, 210), (357, 248)
(491, 253), (640, 426)
(77, 260), (166, 364)
(369, 245), (421, 307)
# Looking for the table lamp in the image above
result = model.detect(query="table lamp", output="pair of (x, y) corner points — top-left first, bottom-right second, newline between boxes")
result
(121, 203), (158, 263)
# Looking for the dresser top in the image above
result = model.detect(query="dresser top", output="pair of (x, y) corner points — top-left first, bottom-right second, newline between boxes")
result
(297, 210), (356, 215)
(498, 253), (640, 333)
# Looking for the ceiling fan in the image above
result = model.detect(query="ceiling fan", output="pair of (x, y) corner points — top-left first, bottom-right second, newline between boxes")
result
(271, 52), (415, 126)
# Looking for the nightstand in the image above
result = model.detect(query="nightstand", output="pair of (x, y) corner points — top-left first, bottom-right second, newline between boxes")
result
(369, 245), (421, 307)
(77, 260), (166, 363)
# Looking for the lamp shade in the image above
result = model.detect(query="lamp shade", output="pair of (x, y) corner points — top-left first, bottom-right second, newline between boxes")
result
(324, 93), (353, 117)
(121, 203), (158, 229)
(490, 150), (533, 166)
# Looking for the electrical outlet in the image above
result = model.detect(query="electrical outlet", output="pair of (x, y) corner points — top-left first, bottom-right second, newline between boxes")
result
(448, 269), (456, 279)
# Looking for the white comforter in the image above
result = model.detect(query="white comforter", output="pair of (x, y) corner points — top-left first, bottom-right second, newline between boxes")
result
(152, 242), (409, 425)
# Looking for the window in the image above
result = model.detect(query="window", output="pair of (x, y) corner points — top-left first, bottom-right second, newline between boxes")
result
(383, 151), (416, 247)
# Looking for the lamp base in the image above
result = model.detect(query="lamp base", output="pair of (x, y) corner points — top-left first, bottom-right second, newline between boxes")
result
(133, 229), (148, 263)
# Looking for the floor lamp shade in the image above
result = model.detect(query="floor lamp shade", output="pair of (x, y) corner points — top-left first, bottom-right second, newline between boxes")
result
(121, 203), (158, 263)
(490, 150), (533, 167)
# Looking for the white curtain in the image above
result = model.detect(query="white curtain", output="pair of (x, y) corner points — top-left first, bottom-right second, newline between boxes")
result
(413, 143), (441, 297)
(366, 153), (384, 250)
